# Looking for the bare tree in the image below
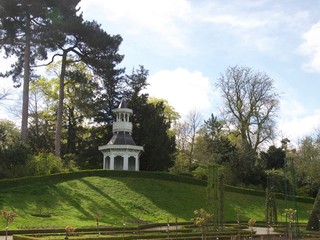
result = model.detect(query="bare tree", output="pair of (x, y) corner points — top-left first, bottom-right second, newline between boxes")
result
(173, 110), (203, 170)
(0, 89), (10, 101)
(174, 121), (190, 152)
(186, 110), (203, 161)
(217, 66), (280, 151)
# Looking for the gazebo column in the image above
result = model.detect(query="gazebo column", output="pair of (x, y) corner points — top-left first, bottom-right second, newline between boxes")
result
(135, 153), (139, 171)
(110, 154), (115, 170)
(124, 153), (129, 170)
(103, 153), (106, 169)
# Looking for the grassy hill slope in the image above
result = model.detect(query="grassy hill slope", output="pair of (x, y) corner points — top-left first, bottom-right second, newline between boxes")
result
(0, 170), (314, 229)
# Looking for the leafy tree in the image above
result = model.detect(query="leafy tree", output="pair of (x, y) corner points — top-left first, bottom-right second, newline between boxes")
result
(200, 114), (236, 165)
(28, 62), (107, 168)
(28, 76), (57, 152)
(192, 208), (212, 240)
(216, 66), (280, 151)
(0, 120), (19, 149)
(294, 134), (320, 196)
(132, 100), (176, 171)
(192, 115), (238, 184)
(148, 97), (180, 125)
(0, 120), (32, 178)
(203, 114), (224, 141)
(1, 209), (15, 240)
(193, 134), (211, 163)
(125, 66), (176, 171)
(260, 145), (285, 170)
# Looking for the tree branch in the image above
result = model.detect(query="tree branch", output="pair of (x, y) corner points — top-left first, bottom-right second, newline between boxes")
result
(33, 53), (63, 67)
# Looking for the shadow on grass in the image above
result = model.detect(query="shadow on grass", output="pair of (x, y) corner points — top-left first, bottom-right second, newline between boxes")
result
(0, 183), (61, 214)
(116, 177), (206, 221)
(78, 178), (136, 220)
(49, 184), (93, 219)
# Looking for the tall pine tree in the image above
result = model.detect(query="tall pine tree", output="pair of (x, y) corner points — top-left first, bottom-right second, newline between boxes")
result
(0, 0), (80, 141)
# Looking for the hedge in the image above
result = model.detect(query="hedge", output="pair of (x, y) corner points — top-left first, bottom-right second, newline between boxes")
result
(13, 228), (253, 240)
(0, 170), (314, 204)
(0, 170), (206, 189)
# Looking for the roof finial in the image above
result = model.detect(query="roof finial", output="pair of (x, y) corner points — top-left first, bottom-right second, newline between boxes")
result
(118, 98), (128, 108)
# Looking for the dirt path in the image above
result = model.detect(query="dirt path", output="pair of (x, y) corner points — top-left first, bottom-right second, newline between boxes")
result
(0, 236), (13, 240)
(252, 226), (278, 235)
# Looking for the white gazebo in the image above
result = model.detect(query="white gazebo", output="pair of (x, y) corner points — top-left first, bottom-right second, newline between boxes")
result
(98, 99), (143, 171)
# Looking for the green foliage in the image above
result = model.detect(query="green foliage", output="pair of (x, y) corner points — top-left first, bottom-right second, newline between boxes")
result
(125, 69), (176, 171)
(169, 152), (189, 174)
(295, 135), (320, 197)
(148, 97), (181, 125)
(232, 146), (265, 186)
(0, 141), (32, 178)
(192, 165), (208, 181)
(0, 0), (81, 141)
(265, 169), (286, 193)
(27, 153), (64, 176)
(192, 114), (246, 186)
(260, 145), (285, 170)
(0, 120), (20, 149)
(28, 63), (113, 168)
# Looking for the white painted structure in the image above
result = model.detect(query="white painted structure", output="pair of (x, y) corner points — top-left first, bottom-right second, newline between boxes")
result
(98, 99), (143, 171)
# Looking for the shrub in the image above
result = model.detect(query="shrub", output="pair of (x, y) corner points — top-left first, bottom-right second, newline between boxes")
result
(0, 141), (32, 178)
(28, 152), (64, 176)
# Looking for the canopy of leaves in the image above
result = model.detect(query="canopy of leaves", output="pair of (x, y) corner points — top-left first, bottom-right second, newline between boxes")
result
(0, 0), (80, 84)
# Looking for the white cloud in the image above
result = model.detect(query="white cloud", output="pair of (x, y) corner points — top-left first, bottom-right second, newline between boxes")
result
(145, 68), (212, 119)
(299, 21), (320, 72)
(280, 98), (306, 119)
(79, 0), (191, 49)
(203, 15), (267, 29)
(278, 112), (320, 143)
(278, 98), (320, 144)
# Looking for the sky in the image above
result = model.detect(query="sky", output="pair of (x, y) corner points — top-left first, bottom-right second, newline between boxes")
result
(1, 0), (320, 146)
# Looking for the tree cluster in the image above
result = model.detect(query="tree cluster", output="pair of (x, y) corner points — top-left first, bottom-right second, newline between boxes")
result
(171, 66), (320, 199)
(1, 2), (320, 203)
(0, 1), (176, 175)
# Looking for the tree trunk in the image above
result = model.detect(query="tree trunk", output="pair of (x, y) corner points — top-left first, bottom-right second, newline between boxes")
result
(21, 13), (31, 142)
(55, 50), (67, 157)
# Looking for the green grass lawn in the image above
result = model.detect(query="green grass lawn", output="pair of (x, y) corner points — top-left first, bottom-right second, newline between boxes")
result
(0, 171), (314, 229)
